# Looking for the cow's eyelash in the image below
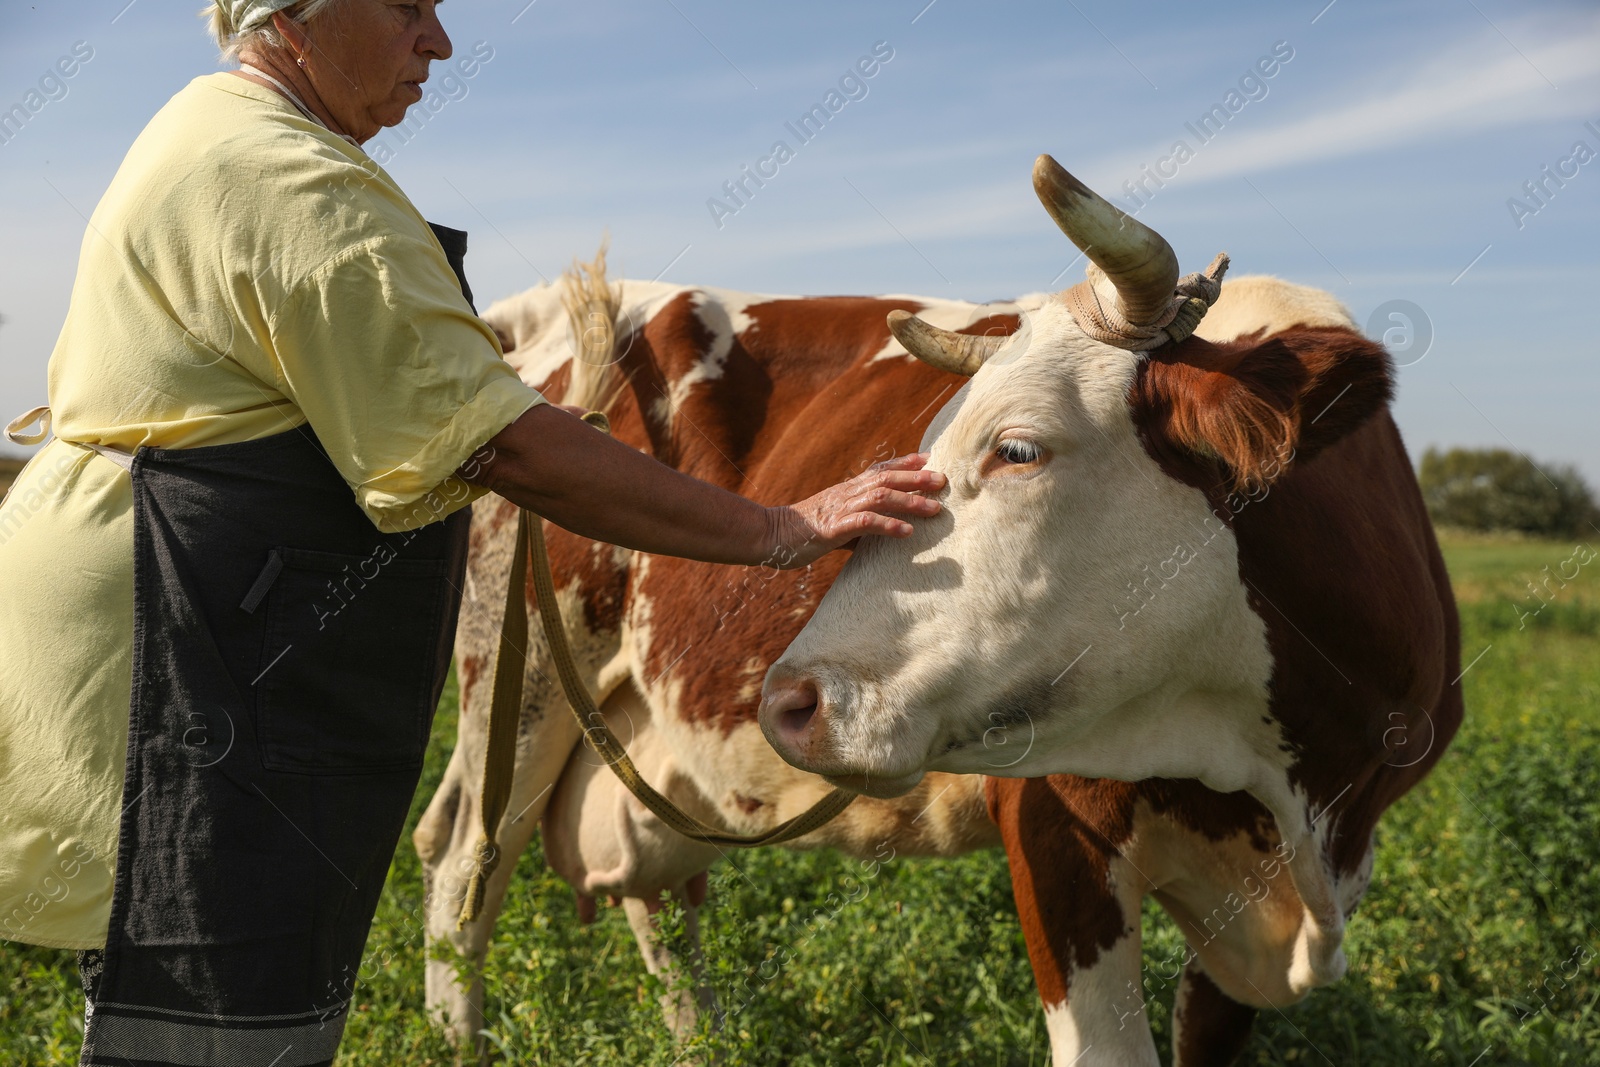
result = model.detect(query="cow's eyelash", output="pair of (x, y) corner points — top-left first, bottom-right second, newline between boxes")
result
(996, 439), (1042, 464)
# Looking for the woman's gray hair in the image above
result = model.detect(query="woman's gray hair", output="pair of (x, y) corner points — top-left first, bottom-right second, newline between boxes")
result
(204, 0), (345, 62)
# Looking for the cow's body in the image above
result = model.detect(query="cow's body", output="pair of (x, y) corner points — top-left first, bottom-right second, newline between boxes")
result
(415, 271), (1458, 1066)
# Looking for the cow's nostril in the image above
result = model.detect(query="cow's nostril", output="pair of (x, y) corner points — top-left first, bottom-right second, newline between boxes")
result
(765, 677), (821, 748)
(779, 700), (818, 738)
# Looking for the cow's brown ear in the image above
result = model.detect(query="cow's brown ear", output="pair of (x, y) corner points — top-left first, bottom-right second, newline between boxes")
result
(1129, 326), (1393, 492)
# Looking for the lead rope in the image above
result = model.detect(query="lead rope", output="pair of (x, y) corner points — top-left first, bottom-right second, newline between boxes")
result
(457, 412), (856, 929)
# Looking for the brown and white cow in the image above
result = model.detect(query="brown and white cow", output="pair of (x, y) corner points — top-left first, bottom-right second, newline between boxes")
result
(415, 160), (1456, 1066)
(758, 158), (1462, 1064)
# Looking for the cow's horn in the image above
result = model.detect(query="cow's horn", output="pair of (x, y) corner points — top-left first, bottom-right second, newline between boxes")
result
(886, 309), (1008, 376)
(1033, 154), (1178, 327)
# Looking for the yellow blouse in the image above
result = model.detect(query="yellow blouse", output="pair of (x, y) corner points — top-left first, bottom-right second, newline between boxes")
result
(0, 73), (541, 949)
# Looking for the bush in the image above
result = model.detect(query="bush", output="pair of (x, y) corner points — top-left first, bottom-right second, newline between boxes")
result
(1418, 447), (1599, 537)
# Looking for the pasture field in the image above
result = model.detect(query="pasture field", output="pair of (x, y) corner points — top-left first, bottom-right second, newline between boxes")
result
(0, 457), (24, 498)
(3, 531), (1597, 1065)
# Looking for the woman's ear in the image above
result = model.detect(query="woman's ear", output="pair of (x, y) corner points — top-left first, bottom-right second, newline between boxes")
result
(270, 10), (312, 59)
(1129, 327), (1394, 493)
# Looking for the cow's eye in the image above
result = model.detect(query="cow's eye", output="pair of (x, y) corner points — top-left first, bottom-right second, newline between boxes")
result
(996, 439), (1042, 464)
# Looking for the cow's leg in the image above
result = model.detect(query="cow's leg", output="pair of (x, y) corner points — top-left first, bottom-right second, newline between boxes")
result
(990, 777), (1159, 1067)
(416, 498), (607, 1047)
(620, 874), (716, 1040)
(415, 709), (581, 1047)
(1035, 936), (1158, 1067)
(414, 744), (481, 1044)
(1171, 960), (1256, 1067)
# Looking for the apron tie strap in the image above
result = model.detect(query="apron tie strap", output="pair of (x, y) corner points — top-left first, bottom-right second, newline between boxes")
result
(5, 405), (51, 445)
(80, 442), (135, 471)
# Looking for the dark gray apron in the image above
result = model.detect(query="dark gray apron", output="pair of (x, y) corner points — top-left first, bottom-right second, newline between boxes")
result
(79, 225), (478, 1067)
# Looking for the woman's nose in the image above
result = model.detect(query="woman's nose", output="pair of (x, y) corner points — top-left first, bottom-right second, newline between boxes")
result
(421, 5), (452, 60)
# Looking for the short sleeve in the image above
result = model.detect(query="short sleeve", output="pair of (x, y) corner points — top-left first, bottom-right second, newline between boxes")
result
(267, 234), (543, 532)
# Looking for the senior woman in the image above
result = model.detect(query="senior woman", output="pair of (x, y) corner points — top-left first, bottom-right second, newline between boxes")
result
(0, 2), (943, 1063)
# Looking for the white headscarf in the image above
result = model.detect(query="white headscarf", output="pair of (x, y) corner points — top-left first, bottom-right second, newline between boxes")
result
(216, 0), (301, 38)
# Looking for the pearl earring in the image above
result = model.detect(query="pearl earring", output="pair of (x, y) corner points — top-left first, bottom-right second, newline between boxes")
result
(297, 55), (306, 69)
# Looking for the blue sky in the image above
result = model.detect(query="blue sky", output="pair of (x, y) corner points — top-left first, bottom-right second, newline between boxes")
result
(3, 0), (1597, 482)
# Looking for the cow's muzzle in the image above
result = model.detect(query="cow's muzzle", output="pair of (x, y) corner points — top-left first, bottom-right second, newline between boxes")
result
(758, 669), (924, 798)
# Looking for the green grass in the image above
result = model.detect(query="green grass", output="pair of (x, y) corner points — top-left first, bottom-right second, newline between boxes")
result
(4, 531), (1598, 1065)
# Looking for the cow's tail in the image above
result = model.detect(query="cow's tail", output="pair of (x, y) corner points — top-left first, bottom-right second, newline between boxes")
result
(560, 237), (626, 416)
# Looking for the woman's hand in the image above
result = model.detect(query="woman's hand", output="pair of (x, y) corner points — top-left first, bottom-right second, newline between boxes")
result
(763, 454), (946, 569)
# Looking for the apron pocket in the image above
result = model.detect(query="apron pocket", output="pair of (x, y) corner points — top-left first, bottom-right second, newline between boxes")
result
(255, 546), (448, 774)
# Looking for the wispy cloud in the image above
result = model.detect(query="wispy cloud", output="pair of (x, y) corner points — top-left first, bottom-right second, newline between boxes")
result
(1110, 11), (1600, 187)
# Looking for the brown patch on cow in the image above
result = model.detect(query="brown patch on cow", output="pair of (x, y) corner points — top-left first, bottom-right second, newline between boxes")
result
(1229, 413), (1462, 877)
(524, 292), (697, 471)
(538, 528), (626, 635)
(512, 313), (671, 639)
(733, 793), (764, 815)
(539, 359), (573, 406)
(1138, 779), (1278, 853)
(481, 494), (515, 535)
(1130, 325), (1393, 494)
(458, 651), (487, 709)
(1175, 963), (1257, 1066)
(986, 775), (1135, 1006)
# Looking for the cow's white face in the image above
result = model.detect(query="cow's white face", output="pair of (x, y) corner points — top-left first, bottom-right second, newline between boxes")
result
(759, 300), (1274, 798)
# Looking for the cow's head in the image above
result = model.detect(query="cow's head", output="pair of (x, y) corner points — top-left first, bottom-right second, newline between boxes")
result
(758, 156), (1392, 798)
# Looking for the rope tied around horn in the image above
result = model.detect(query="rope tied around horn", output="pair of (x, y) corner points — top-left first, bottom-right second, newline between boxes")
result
(1064, 251), (1231, 352)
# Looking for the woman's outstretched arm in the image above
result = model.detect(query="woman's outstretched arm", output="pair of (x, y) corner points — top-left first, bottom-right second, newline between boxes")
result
(461, 403), (944, 569)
